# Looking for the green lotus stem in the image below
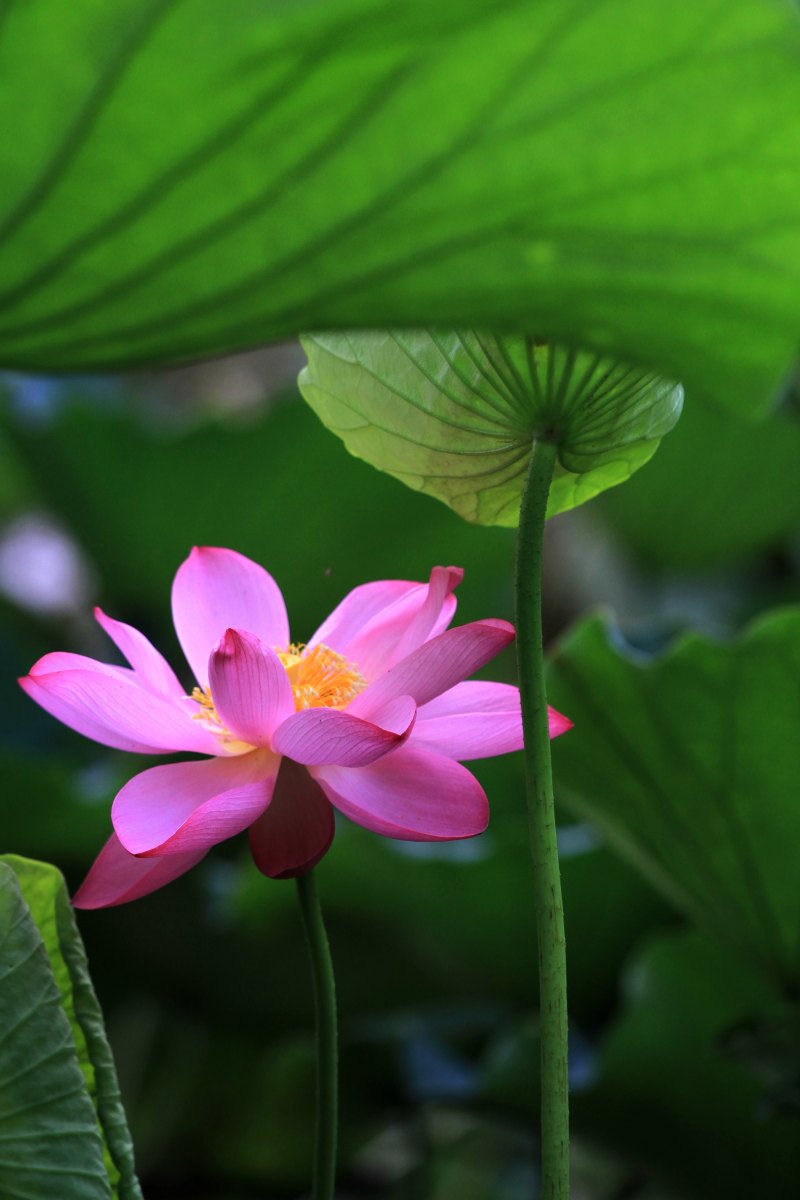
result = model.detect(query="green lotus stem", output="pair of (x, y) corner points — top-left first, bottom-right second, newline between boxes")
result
(515, 437), (569, 1199)
(296, 870), (338, 1200)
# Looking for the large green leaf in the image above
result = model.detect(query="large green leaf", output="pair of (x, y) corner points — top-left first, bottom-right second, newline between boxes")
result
(0, 859), (110, 1198)
(547, 609), (800, 990)
(0, 856), (142, 1199)
(300, 332), (682, 523)
(0, 1), (798, 412)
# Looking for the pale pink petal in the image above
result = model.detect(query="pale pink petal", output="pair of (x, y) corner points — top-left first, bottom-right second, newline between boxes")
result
(112, 750), (278, 856)
(172, 547), (289, 685)
(347, 566), (463, 678)
(20, 655), (219, 755)
(72, 834), (206, 909)
(94, 608), (185, 698)
(315, 745), (488, 840)
(208, 629), (294, 748)
(249, 758), (335, 878)
(411, 681), (523, 759)
(412, 682), (572, 760)
(308, 579), (422, 653)
(272, 695), (416, 767)
(348, 619), (515, 720)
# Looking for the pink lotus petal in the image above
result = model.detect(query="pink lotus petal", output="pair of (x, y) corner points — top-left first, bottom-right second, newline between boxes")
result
(315, 745), (488, 840)
(308, 579), (422, 654)
(349, 619), (515, 719)
(412, 682), (571, 760)
(72, 834), (206, 909)
(113, 750), (278, 856)
(20, 656), (219, 755)
(94, 607), (185, 699)
(172, 547), (289, 685)
(388, 566), (463, 660)
(249, 758), (335, 878)
(208, 629), (295, 748)
(347, 566), (463, 678)
(272, 694), (416, 767)
(411, 681), (523, 760)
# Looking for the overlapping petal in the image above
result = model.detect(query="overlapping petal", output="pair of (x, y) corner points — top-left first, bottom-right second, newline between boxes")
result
(348, 566), (463, 678)
(316, 745), (489, 841)
(412, 682), (572, 760)
(172, 546), (289, 685)
(112, 750), (278, 856)
(72, 834), (207, 910)
(249, 758), (335, 879)
(272, 694), (416, 766)
(308, 566), (462, 680)
(20, 654), (219, 755)
(307, 579), (421, 653)
(208, 628), (295, 748)
(94, 607), (185, 699)
(349, 619), (515, 718)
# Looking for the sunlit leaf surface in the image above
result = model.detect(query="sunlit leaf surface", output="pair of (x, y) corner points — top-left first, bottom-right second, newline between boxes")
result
(0, 0), (798, 411)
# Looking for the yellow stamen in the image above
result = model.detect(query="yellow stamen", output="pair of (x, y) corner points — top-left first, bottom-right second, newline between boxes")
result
(276, 643), (365, 710)
(190, 685), (229, 731)
(189, 685), (253, 754)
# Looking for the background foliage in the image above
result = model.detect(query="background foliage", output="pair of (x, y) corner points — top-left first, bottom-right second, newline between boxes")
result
(2, 369), (800, 1197)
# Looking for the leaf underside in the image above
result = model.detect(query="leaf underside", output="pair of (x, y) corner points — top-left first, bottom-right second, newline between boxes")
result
(300, 330), (682, 524)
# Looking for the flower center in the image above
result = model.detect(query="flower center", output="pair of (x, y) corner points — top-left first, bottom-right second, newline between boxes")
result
(277, 643), (365, 710)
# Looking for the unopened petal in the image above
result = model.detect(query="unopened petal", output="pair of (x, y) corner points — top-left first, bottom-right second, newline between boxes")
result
(249, 758), (335, 879)
(72, 834), (206, 909)
(172, 547), (289, 685)
(316, 745), (488, 841)
(20, 654), (219, 755)
(112, 750), (278, 856)
(272, 695), (416, 767)
(208, 629), (294, 747)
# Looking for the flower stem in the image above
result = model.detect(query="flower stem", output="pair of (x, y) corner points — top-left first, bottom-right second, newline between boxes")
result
(514, 437), (569, 1200)
(296, 870), (338, 1200)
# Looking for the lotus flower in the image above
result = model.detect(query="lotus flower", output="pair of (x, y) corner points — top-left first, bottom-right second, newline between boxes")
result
(20, 548), (571, 908)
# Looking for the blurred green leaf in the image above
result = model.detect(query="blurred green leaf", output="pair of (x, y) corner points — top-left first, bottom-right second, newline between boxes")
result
(0, 855), (142, 1199)
(3, 394), (517, 628)
(595, 398), (800, 570)
(0, 1), (798, 412)
(235, 792), (673, 1029)
(0, 755), (112, 860)
(548, 608), (800, 990)
(300, 333), (682, 524)
(573, 930), (800, 1199)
